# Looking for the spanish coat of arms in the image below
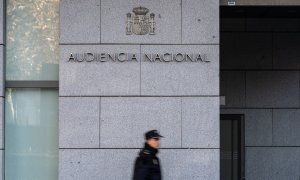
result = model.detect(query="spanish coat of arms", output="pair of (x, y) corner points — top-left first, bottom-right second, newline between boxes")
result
(126, 6), (155, 35)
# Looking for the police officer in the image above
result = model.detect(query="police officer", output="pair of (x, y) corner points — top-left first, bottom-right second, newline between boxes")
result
(133, 130), (164, 180)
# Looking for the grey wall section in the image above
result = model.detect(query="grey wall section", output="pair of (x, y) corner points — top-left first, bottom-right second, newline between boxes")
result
(60, 149), (219, 180)
(101, 0), (181, 44)
(60, 0), (101, 44)
(141, 45), (219, 96)
(220, 17), (300, 179)
(60, 45), (141, 96)
(0, 99), (3, 180)
(59, 0), (220, 180)
(0, 0), (3, 179)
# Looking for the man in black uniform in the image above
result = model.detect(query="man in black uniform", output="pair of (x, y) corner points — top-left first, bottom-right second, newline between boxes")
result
(133, 130), (164, 180)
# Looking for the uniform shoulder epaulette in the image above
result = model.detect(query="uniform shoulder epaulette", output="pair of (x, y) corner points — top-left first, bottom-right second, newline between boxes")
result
(140, 149), (151, 156)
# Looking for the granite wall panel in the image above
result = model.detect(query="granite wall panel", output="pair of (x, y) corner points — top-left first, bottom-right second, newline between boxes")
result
(59, 97), (100, 148)
(246, 71), (299, 108)
(141, 45), (219, 96)
(100, 97), (181, 148)
(59, 45), (140, 96)
(273, 109), (300, 146)
(221, 33), (272, 69)
(273, 33), (300, 69)
(60, 0), (101, 44)
(59, 149), (219, 180)
(101, 0), (181, 44)
(182, 0), (219, 44)
(246, 147), (300, 180)
(182, 97), (219, 148)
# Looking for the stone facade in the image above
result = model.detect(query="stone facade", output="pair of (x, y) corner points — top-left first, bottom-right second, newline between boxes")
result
(1, 0), (299, 180)
(221, 17), (300, 179)
(59, 0), (220, 179)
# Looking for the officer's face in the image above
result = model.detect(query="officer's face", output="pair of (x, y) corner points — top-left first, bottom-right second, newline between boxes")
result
(147, 138), (160, 149)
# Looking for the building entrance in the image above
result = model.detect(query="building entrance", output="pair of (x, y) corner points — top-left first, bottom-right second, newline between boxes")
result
(220, 114), (245, 180)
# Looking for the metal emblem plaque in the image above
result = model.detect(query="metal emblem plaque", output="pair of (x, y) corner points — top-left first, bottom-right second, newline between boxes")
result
(126, 6), (155, 35)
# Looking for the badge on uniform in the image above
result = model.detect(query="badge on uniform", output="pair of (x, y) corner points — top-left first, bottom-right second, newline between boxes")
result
(153, 159), (158, 165)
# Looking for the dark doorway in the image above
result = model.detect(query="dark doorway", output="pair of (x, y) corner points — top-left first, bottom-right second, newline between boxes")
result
(220, 114), (245, 180)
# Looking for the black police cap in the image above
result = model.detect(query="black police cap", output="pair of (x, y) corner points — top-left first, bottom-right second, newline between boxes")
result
(145, 130), (164, 140)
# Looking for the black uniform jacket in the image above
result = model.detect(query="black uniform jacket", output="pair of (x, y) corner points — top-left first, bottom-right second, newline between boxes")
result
(133, 143), (162, 180)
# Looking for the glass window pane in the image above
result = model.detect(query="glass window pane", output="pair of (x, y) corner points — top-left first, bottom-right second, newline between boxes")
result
(6, 0), (59, 80)
(5, 88), (58, 180)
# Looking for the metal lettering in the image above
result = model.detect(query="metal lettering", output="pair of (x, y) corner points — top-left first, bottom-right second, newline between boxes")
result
(107, 53), (116, 61)
(76, 54), (84, 62)
(68, 53), (75, 61)
(67, 53), (210, 63)
(174, 53), (185, 62)
(186, 54), (194, 62)
(202, 54), (210, 62)
(154, 54), (162, 62)
(162, 53), (172, 62)
(145, 54), (153, 62)
(196, 54), (210, 62)
(85, 53), (94, 62)
(100, 53), (106, 62)
(130, 54), (138, 61)
(117, 53), (127, 62)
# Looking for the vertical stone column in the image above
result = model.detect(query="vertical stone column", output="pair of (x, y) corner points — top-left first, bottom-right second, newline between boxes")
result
(59, 0), (219, 179)
(0, 0), (4, 179)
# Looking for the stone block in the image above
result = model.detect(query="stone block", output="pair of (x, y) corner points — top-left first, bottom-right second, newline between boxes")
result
(161, 149), (219, 180)
(246, 147), (300, 180)
(0, 98), (3, 149)
(182, 97), (219, 148)
(221, 32), (272, 69)
(59, 149), (138, 180)
(273, 33), (300, 69)
(246, 18), (300, 32)
(141, 45), (219, 96)
(220, 18), (246, 32)
(60, 0), (100, 43)
(101, 0), (181, 44)
(246, 147), (273, 180)
(182, 0), (219, 44)
(59, 45), (140, 96)
(271, 148), (300, 180)
(59, 97), (100, 148)
(246, 71), (299, 108)
(273, 109), (300, 146)
(244, 109), (272, 146)
(59, 149), (219, 180)
(220, 71), (245, 108)
(246, 18), (274, 32)
(100, 97), (181, 148)
(0, 46), (3, 97)
(272, 18), (300, 32)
